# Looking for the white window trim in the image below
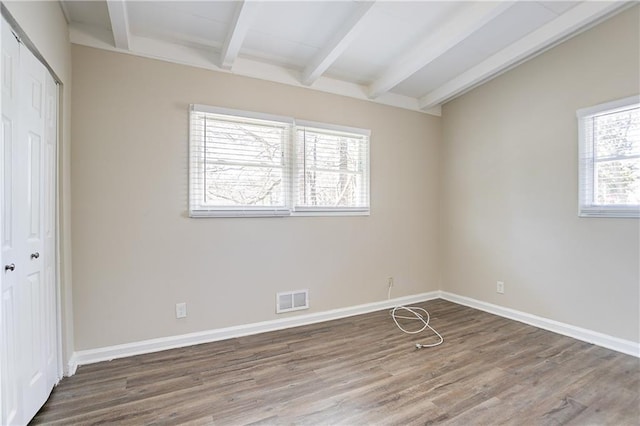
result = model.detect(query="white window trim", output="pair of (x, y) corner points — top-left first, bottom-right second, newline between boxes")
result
(577, 95), (640, 218)
(189, 105), (371, 218)
(294, 119), (371, 138)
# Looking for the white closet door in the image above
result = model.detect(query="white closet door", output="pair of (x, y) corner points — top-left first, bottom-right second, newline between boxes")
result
(19, 31), (51, 422)
(1, 17), (23, 426)
(1, 15), (58, 425)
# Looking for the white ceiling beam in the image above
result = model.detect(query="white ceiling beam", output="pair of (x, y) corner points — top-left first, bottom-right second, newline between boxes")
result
(301, 1), (376, 86)
(418, 1), (633, 110)
(106, 0), (131, 50)
(220, 0), (261, 70)
(69, 23), (438, 115)
(58, 1), (71, 24)
(367, 1), (515, 99)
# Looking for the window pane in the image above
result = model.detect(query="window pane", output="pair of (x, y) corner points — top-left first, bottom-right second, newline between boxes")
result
(191, 110), (289, 212)
(595, 158), (640, 205)
(301, 170), (365, 207)
(204, 165), (284, 206)
(295, 127), (368, 209)
(203, 118), (285, 166)
(299, 131), (364, 172)
(594, 107), (640, 159)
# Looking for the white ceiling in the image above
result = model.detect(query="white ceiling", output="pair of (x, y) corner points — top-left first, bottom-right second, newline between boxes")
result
(60, 0), (631, 115)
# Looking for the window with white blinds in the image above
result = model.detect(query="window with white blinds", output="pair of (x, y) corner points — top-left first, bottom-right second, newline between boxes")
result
(189, 105), (370, 217)
(295, 122), (369, 213)
(189, 105), (292, 217)
(577, 95), (640, 218)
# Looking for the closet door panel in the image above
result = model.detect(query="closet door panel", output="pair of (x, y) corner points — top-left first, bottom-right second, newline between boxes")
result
(19, 41), (50, 422)
(1, 18), (22, 426)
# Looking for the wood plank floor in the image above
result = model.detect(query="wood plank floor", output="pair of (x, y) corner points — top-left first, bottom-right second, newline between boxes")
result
(32, 300), (639, 425)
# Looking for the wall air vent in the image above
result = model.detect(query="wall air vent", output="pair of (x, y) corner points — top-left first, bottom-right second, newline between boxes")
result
(276, 289), (309, 314)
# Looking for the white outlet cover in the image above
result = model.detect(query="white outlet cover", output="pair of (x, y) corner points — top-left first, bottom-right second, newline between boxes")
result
(496, 281), (505, 294)
(176, 302), (187, 318)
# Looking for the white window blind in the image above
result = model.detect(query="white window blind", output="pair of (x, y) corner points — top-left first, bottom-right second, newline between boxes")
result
(294, 122), (370, 213)
(189, 105), (292, 217)
(577, 95), (640, 218)
(189, 105), (371, 217)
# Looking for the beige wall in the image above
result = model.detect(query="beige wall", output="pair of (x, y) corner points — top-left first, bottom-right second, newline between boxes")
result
(441, 7), (640, 342)
(70, 45), (441, 350)
(3, 1), (75, 369)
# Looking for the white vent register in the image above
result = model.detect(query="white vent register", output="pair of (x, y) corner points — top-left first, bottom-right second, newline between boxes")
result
(276, 290), (309, 313)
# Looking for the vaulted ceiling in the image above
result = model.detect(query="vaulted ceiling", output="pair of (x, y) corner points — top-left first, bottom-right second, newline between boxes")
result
(60, 1), (631, 115)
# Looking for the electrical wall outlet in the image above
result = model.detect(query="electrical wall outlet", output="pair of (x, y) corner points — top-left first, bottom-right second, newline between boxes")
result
(176, 302), (187, 318)
(388, 277), (394, 288)
(496, 281), (505, 294)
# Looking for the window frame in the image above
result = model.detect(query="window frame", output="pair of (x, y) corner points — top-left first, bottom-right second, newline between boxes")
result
(293, 119), (370, 217)
(189, 104), (294, 217)
(577, 95), (640, 218)
(188, 105), (371, 218)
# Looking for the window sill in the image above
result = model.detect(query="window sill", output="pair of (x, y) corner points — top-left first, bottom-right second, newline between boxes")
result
(189, 208), (370, 218)
(579, 206), (640, 218)
(189, 208), (290, 218)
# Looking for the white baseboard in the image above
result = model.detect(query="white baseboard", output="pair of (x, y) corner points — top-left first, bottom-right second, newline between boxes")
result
(439, 291), (640, 358)
(67, 290), (639, 375)
(68, 291), (440, 374)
